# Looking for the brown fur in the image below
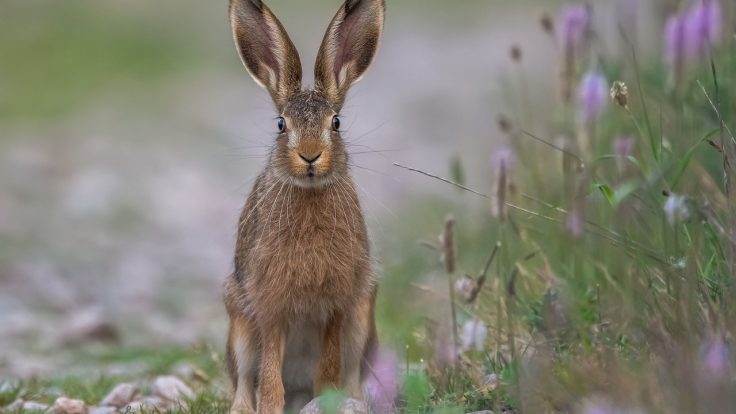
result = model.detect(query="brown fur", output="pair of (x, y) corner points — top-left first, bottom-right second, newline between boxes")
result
(224, 1), (385, 413)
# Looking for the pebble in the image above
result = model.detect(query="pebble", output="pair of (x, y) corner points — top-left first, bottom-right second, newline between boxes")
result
(99, 383), (139, 408)
(22, 401), (50, 411)
(51, 397), (88, 414)
(88, 407), (118, 414)
(151, 375), (194, 402)
(300, 397), (368, 414)
(127, 396), (174, 412)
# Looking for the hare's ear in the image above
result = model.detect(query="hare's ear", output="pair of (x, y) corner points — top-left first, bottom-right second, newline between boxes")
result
(230, 0), (302, 110)
(314, 0), (385, 109)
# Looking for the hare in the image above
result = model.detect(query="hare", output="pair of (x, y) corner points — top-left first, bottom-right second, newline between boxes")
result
(223, 0), (385, 413)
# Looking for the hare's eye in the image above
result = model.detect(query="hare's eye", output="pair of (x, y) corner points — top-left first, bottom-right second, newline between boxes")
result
(332, 115), (341, 131)
(277, 117), (286, 132)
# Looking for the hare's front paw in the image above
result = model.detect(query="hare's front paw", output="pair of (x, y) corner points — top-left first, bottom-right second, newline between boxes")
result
(229, 401), (255, 414)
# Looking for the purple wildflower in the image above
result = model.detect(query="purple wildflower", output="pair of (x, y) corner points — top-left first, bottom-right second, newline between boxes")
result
(613, 136), (635, 158)
(364, 348), (399, 414)
(492, 146), (515, 174)
(701, 335), (731, 380)
(577, 70), (609, 124)
(580, 398), (640, 414)
(685, 0), (723, 59)
(566, 205), (584, 238)
(613, 136), (635, 175)
(461, 319), (488, 352)
(663, 194), (689, 226)
(560, 4), (591, 50)
(665, 14), (687, 67)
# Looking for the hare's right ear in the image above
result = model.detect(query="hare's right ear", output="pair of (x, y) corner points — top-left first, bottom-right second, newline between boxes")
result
(230, 0), (302, 110)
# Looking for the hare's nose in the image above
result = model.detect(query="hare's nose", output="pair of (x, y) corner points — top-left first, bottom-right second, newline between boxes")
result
(299, 152), (322, 164)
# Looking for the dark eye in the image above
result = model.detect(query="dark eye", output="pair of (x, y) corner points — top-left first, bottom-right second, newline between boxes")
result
(332, 115), (341, 131)
(277, 117), (286, 133)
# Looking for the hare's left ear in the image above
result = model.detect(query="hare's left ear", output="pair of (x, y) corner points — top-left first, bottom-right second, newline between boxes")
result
(314, 0), (385, 109)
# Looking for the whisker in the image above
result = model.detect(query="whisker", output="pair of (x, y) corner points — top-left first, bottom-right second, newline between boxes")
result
(238, 176), (283, 235)
(351, 177), (397, 219)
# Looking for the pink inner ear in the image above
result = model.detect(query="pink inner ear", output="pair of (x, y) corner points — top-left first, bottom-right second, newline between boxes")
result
(236, 1), (281, 86)
(254, 15), (280, 83)
(332, 9), (362, 86)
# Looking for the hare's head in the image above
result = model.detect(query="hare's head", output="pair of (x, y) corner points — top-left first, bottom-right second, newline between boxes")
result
(230, 0), (385, 188)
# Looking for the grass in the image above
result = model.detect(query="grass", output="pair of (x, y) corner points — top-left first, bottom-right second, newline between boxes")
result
(0, 344), (230, 413)
(381, 12), (736, 414)
(0, 0), (219, 126)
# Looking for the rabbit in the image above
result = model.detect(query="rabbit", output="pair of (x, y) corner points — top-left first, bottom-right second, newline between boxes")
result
(223, 0), (386, 413)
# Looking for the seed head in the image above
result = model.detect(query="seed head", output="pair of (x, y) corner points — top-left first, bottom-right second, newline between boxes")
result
(540, 13), (554, 36)
(496, 114), (513, 134)
(510, 44), (523, 62)
(610, 80), (629, 109)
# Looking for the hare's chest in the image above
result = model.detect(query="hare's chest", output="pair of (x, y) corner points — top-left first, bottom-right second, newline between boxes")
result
(243, 183), (369, 316)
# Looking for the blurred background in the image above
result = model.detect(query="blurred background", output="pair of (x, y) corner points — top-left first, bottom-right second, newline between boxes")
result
(4, 1), (732, 411)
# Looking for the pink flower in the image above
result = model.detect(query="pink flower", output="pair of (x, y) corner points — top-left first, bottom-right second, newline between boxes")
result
(701, 335), (731, 380)
(613, 136), (635, 158)
(566, 205), (584, 238)
(613, 136), (635, 175)
(560, 4), (591, 50)
(684, 0), (723, 59)
(577, 70), (609, 124)
(364, 348), (399, 414)
(665, 14), (687, 67)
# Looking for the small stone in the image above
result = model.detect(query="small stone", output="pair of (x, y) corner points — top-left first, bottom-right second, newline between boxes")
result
(99, 383), (138, 408)
(151, 376), (194, 402)
(4, 399), (23, 412)
(52, 397), (88, 414)
(127, 396), (174, 412)
(88, 407), (117, 414)
(22, 400), (49, 411)
(299, 398), (368, 414)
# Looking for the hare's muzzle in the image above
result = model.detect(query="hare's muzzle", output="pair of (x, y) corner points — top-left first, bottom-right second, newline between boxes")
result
(298, 152), (323, 178)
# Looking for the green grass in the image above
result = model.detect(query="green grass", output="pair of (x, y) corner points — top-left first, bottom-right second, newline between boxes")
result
(0, 1), (216, 126)
(0, 344), (230, 413)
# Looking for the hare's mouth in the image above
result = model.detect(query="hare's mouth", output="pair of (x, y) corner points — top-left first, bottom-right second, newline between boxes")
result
(291, 173), (333, 190)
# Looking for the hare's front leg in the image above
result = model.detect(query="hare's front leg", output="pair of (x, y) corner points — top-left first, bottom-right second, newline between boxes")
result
(314, 313), (343, 395)
(257, 322), (286, 414)
(227, 315), (258, 414)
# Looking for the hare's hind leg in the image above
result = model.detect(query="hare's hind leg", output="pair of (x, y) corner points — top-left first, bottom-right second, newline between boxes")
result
(342, 290), (377, 401)
(227, 315), (258, 414)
